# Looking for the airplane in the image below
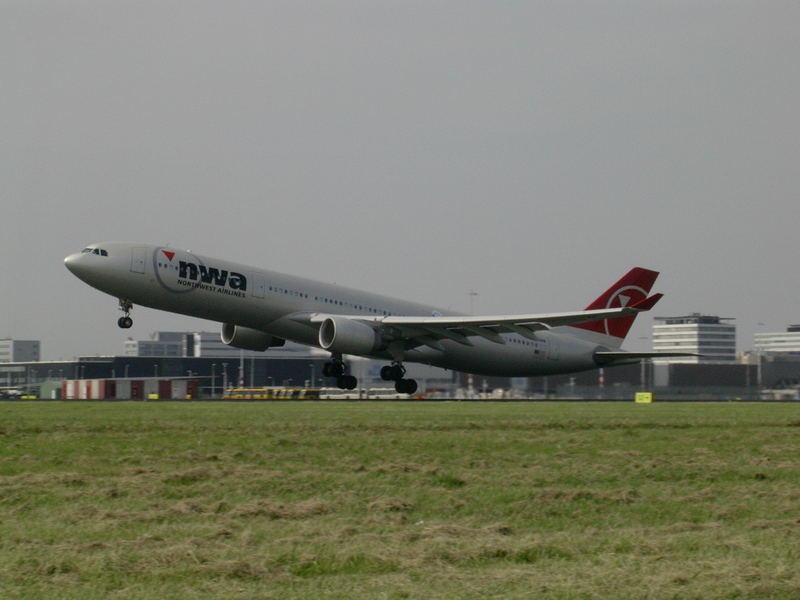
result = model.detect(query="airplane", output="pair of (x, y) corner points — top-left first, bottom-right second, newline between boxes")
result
(65, 242), (685, 394)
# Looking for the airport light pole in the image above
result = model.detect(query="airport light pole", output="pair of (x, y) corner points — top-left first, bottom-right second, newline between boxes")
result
(468, 290), (478, 315)
(222, 363), (228, 391)
(211, 363), (216, 397)
(639, 337), (649, 391)
(756, 350), (763, 396)
(755, 322), (765, 399)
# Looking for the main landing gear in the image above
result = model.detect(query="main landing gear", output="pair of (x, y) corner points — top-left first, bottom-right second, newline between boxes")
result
(117, 299), (133, 329)
(322, 356), (418, 395)
(323, 357), (357, 390)
(380, 363), (418, 395)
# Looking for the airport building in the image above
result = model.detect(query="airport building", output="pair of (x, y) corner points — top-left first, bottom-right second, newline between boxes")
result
(124, 331), (185, 357)
(124, 331), (321, 359)
(1, 353), (455, 399)
(4, 325), (800, 400)
(652, 314), (736, 364)
(0, 339), (40, 363)
(754, 325), (800, 354)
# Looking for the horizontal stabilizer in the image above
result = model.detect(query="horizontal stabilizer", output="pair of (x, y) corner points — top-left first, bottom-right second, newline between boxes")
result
(631, 293), (663, 311)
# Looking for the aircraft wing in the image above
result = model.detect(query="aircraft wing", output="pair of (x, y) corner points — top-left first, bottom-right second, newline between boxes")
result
(306, 293), (663, 350)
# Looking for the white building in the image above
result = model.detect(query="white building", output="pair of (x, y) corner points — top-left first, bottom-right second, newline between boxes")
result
(124, 332), (186, 357)
(652, 314), (736, 363)
(0, 339), (40, 363)
(754, 325), (800, 354)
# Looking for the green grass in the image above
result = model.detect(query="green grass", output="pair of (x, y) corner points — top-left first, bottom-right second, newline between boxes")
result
(1, 401), (800, 599)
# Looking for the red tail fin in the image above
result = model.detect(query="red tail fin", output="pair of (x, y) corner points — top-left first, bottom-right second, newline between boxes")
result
(571, 267), (659, 340)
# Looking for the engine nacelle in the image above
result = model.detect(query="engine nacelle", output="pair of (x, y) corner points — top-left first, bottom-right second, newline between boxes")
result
(318, 316), (380, 356)
(221, 324), (285, 352)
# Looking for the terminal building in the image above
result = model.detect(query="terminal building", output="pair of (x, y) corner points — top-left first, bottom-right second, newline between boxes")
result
(4, 321), (800, 400)
(124, 332), (184, 357)
(652, 314), (736, 363)
(0, 339), (40, 363)
(2, 329), (456, 398)
(754, 325), (800, 354)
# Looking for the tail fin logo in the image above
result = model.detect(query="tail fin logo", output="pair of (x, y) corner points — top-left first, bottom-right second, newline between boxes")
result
(572, 267), (659, 340)
(601, 285), (648, 337)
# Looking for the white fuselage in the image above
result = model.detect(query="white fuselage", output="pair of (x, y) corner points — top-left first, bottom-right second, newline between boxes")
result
(65, 243), (608, 377)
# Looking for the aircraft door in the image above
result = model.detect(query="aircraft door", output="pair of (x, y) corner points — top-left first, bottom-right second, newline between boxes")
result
(251, 273), (265, 299)
(548, 339), (560, 360)
(130, 247), (146, 274)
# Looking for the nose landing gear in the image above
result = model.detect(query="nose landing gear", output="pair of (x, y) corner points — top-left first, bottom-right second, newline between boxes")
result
(117, 299), (133, 329)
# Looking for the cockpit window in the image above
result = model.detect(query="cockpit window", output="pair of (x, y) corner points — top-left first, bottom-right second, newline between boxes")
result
(82, 247), (109, 256)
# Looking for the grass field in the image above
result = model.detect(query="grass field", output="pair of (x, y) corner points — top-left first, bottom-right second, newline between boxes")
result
(1, 401), (800, 599)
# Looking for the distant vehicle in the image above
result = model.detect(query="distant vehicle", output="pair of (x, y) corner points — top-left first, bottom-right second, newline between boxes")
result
(318, 387), (408, 400)
(0, 388), (25, 399)
(65, 243), (691, 395)
(224, 387), (321, 400)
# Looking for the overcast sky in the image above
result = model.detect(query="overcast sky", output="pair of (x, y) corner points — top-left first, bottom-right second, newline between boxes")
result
(2, 1), (798, 360)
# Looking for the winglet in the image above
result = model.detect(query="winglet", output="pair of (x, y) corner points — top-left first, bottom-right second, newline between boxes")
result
(631, 293), (663, 311)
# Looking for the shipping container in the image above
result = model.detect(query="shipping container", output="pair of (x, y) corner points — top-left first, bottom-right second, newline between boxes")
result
(130, 380), (144, 400)
(171, 380), (186, 399)
(115, 379), (131, 399)
(144, 379), (159, 399)
(62, 380), (77, 400)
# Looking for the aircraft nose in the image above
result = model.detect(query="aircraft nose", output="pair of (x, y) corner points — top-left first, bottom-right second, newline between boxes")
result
(64, 252), (88, 279)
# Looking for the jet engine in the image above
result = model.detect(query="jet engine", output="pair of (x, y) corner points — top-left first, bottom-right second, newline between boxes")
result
(221, 324), (285, 352)
(318, 316), (381, 356)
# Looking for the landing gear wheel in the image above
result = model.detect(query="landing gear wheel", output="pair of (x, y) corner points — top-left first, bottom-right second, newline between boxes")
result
(324, 361), (346, 378)
(337, 375), (358, 390)
(395, 379), (418, 395)
(381, 364), (405, 381)
(117, 298), (134, 329)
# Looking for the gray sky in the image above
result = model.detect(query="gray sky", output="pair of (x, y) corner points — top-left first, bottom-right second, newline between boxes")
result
(2, 1), (798, 360)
